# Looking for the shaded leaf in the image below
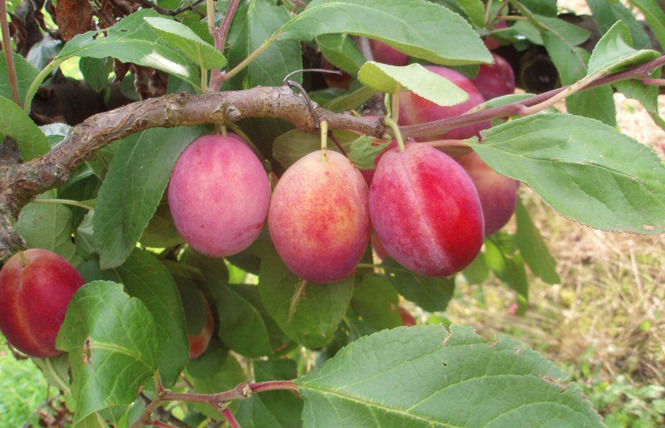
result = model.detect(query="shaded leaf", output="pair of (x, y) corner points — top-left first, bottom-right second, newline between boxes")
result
(17, 191), (76, 260)
(587, 21), (659, 76)
(351, 274), (401, 330)
(0, 53), (39, 101)
(297, 325), (603, 427)
(0, 96), (50, 160)
(515, 200), (560, 285)
(382, 258), (455, 312)
(476, 114), (665, 234)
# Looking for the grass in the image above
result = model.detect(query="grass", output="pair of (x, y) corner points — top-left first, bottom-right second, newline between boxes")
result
(0, 342), (50, 427)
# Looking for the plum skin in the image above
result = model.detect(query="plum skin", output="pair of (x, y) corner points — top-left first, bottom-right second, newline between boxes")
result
(472, 53), (515, 100)
(168, 133), (271, 258)
(370, 144), (484, 277)
(398, 65), (490, 140)
(188, 292), (215, 359)
(0, 249), (85, 358)
(269, 150), (371, 284)
(455, 152), (519, 236)
(369, 40), (409, 66)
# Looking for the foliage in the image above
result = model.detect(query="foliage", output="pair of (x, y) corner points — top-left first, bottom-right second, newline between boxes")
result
(1, 0), (664, 426)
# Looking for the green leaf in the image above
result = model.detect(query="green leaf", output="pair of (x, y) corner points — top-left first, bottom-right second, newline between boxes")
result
(382, 258), (455, 312)
(519, 0), (557, 17)
(226, 0), (302, 89)
(216, 283), (273, 356)
(57, 281), (159, 426)
(358, 62), (468, 106)
(273, 129), (355, 168)
(324, 85), (376, 112)
(351, 274), (401, 330)
(462, 252), (489, 285)
(236, 360), (303, 428)
(587, 21), (660, 76)
(0, 53), (39, 101)
(615, 68), (665, 130)
(296, 325), (603, 427)
(347, 136), (389, 170)
(485, 235), (529, 315)
(94, 126), (203, 268)
(144, 17), (226, 69)
(186, 345), (246, 394)
(57, 9), (201, 88)
(515, 200), (561, 285)
(110, 250), (189, 386)
(79, 57), (112, 92)
(259, 245), (355, 349)
(0, 96), (50, 161)
(512, 15), (590, 46)
(317, 34), (366, 75)
(17, 191), (76, 260)
(278, 0), (492, 66)
(456, 0), (485, 28)
(628, 0), (665, 50)
(476, 114), (665, 234)
(586, 0), (652, 50)
(543, 33), (616, 126)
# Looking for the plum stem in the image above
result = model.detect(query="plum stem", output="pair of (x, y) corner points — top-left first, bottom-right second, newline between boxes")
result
(320, 120), (329, 161)
(391, 86), (402, 124)
(383, 117), (405, 152)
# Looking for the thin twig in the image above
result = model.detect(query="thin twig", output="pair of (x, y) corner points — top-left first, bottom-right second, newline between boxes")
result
(209, 0), (241, 92)
(221, 408), (242, 428)
(0, 0), (21, 105)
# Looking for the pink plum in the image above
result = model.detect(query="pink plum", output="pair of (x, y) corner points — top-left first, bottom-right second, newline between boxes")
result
(269, 150), (370, 283)
(370, 143), (484, 276)
(472, 53), (516, 100)
(168, 133), (271, 257)
(369, 40), (409, 66)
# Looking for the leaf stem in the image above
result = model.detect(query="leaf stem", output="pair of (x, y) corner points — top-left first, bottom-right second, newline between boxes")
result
(320, 120), (329, 161)
(32, 198), (95, 211)
(383, 117), (405, 152)
(249, 380), (300, 394)
(0, 0), (20, 105)
(222, 37), (275, 83)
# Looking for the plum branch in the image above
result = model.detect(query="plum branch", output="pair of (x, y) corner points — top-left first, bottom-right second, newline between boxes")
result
(1, 56), (664, 260)
(130, 379), (299, 428)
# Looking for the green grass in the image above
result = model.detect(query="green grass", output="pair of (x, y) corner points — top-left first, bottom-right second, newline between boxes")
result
(0, 342), (50, 427)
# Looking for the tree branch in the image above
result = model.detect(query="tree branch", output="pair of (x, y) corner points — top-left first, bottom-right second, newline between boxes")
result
(0, 86), (383, 260)
(1, 0), (21, 105)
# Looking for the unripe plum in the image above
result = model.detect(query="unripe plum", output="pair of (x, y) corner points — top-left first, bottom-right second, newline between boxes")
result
(188, 290), (215, 359)
(168, 134), (271, 258)
(398, 66), (490, 140)
(0, 249), (85, 358)
(369, 40), (409, 66)
(472, 53), (515, 100)
(455, 152), (519, 236)
(269, 150), (370, 283)
(370, 144), (484, 276)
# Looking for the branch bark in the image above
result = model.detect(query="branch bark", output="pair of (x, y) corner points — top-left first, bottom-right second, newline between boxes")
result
(0, 86), (383, 260)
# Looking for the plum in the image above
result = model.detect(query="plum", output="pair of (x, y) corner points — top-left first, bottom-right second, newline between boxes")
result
(269, 150), (370, 283)
(369, 40), (409, 66)
(0, 249), (85, 358)
(398, 66), (490, 140)
(370, 143), (484, 276)
(187, 290), (215, 359)
(472, 53), (515, 100)
(168, 133), (271, 257)
(455, 151), (519, 236)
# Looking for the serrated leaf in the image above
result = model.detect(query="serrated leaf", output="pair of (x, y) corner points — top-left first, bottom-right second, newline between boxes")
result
(57, 10), (200, 88)
(278, 0), (491, 66)
(348, 136), (389, 170)
(351, 274), (401, 330)
(144, 17), (226, 69)
(57, 281), (159, 426)
(17, 191), (76, 260)
(0, 53), (39, 101)
(615, 68), (665, 130)
(382, 258), (455, 312)
(485, 235), (529, 314)
(296, 325), (603, 427)
(259, 245), (354, 349)
(110, 250), (189, 386)
(236, 360), (303, 428)
(515, 200), (560, 285)
(0, 96), (50, 161)
(586, 0), (652, 50)
(588, 21), (660, 76)
(628, 0), (665, 50)
(358, 62), (468, 106)
(226, 0), (302, 89)
(512, 15), (590, 47)
(94, 126), (203, 268)
(457, 0), (485, 28)
(476, 114), (665, 234)
(317, 34), (366, 75)
(542, 33), (616, 126)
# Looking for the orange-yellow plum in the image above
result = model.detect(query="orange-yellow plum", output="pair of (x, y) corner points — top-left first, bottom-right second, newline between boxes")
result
(269, 150), (370, 283)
